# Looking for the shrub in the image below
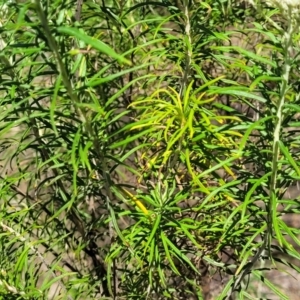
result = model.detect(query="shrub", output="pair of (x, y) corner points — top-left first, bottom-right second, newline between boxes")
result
(1, 0), (300, 299)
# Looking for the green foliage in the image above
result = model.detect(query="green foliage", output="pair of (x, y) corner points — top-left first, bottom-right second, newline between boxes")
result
(1, 0), (300, 299)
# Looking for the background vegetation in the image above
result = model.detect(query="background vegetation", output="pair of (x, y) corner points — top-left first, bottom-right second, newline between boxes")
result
(1, 0), (300, 299)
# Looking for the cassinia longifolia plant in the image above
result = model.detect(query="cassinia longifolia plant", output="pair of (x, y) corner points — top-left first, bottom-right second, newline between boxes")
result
(2, 1), (300, 299)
